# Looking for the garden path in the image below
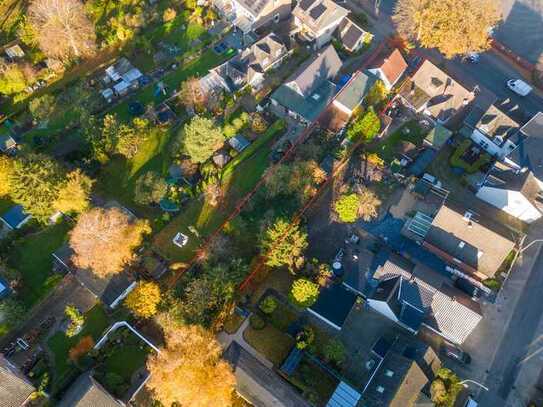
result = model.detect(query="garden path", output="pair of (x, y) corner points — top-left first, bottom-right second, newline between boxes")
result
(218, 315), (274, 369)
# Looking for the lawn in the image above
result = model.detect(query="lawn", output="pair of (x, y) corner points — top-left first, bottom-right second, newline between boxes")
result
(369, 120), (427, 163)
(289, 357), (339, 405)
(8, 222), (71, 308)
(268, 300), (299, 332)
(223, 312), (245, 334)
(47, 305), (109, 391)
(97, 126), (173, 219)
(153, 120), (286, 261)
(243, 324), (295, 367)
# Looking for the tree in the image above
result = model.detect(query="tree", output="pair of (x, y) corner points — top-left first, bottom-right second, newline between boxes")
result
(146, 324), (236, 406)
(259, 296), (277, 314)
(69, 336), (94, 361)
(347, 107), (381, 143)
(430, 368), (463, 407)
(251, 112), (268, 133)
(28, 0), (96, 59)
(116, 118), (150, 159)
(261, 218), (308, 271)
(65, 305), (84, 337)
(125, 281), (161, 318)
(163, 7), (177, 22)
(290, 278), (319, 308)
(0, 66), (27, 95)
(323, 338), (346, 365)
(9, 154), (64, 220)
(134, 172), (168, 205)
(69, 207), (150, 277)
(365, 80), (389, 106)
(28, 95), (56, 123)
(179, 78), (207, 113)
(335, 193), (360, 223)
(0, 299), (25, 330)
(54, 169), (94, 214)
(182, 116), (225, 163)
(358, 188), (381, 222)
(0, 156), (14, 197)
(393, 0), (501, 58)
(264, 160), (326, 203)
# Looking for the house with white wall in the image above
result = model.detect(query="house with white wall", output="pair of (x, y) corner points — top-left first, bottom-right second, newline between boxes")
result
(214, 0), (292, 33)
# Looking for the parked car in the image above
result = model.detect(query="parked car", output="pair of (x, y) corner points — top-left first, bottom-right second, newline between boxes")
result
(462, 53), (480, 63)
(507, 79), (532, 96)
(441, 341), (471, 365)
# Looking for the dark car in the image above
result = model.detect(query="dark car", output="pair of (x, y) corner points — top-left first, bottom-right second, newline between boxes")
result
(441, 342), (471, 365)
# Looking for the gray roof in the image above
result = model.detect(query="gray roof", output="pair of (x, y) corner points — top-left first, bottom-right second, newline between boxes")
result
(285, 45), (342, 97)
(337, 18), (367, 51)
(293, 0), (350, 35)
(334, 71), (376, 111)
(57, 372), (121, 407)
(229, 135), (251, 152)
(509, 114), (543, 180)
(520, 111), (543, 138)
(0, 356), (35, 407)
(0, 135), (16, 152)
(464, 104), (519, 139)
(235, 0), (271, 17)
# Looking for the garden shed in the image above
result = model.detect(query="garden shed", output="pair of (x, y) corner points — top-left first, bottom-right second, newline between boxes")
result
(229, 135), (250, 152)
(0, 205), (31, 230)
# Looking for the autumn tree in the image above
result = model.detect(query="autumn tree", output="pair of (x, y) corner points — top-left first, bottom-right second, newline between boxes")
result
(28, 94), (56, 123)
(69, 207), (150, 277)
(182, 116), (225, 163)
(54, 169), (94, 214)
(393, 0), (501, 58)
(28, 0), (96, 59)
(261, 218), (308, 271)
(0, 66), (27, 95)
(179, 78), (207, 113)
(0, 156), (14, 197)
(65, 305), (84, 337)
(69, 336), (94, 361)
(358, 188), (381, 222)
(125, 281), (161, 318)
(146, 324), (236, 406)
(9, 154), (64, 220)
(335, 193), (360, 223)
(430, 368), (463, 406)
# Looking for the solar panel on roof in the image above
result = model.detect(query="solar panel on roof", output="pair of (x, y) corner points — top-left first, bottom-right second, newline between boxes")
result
(300, 0), (315, 10)
(309, 3), (327, 19)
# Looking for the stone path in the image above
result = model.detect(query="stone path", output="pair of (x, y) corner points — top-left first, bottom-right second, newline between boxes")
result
(218, 314), (274, 369)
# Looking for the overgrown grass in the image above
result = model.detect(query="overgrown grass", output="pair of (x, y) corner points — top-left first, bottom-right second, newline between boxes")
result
(8, 222), (71, 308)
(243, 324), (295, 367)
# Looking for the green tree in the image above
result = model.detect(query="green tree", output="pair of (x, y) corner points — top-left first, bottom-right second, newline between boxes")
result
(323, 338), (346, 364)
(430, 368), (463, 407)
(365, 80), (389, 106)
(393, 0), (501, 58)
(259, 296), (277, 314)
(28, 94), (56, 123)
(261, 218), (308, 271)
(9, 154), (64, 220)
(0, 299), (25, 330)
(54, 169), (94, 214)
(334, 193), (360, 223)
(116, 117), (150, 159)
(290, 278), (319, 308)
(182, 116), (225, 163)
(65, 305), (85, 337)
(0, 66), (27, 95)
(347, 107), (381, 142)
(134, 171), (168, 205)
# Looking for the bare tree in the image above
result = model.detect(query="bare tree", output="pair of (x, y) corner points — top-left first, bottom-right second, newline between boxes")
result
(29, 0), (96, 59)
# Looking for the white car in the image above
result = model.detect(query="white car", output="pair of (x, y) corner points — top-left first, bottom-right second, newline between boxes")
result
(506, 79), (532, 96)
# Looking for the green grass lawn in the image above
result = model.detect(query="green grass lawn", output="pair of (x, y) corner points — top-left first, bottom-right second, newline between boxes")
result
(289, 357), (339, 405)
(369, 120), (427, 163)
(0, 197), (13, 214)
(152, 120), (285, 261)
(102, 344), (149, 381)
(47, 305), (109, 391)
(8, 222), (71, 308)
(243, 324), (295, 367)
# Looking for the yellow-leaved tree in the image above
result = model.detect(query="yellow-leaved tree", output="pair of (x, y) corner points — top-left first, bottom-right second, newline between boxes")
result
(393, 0), (501, 58)
(146, 323), (236, 406)
(124, 281), (161, 318)
(0, 156), (14, 197)
(54, 169), (94, 214)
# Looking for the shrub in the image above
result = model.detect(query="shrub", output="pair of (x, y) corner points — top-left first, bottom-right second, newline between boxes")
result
(65, 305), (84, 338)
(249, 314), (266, 330)
(259, 295), (278, 314)
(296, 326), (315, 349)
(334, 193), (359, 223)
(223, 124), (237, 138)
(323, 339), (346, 364)
(290, 279), (319, 308)
(251, 113), (268, 133)
(69, 336), (95, 362)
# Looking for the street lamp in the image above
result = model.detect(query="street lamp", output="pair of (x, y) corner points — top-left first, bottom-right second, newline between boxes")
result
(459, 379), (489, 392)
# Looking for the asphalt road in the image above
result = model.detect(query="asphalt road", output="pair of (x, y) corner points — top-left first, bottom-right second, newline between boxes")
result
(478, 237), (543, 406)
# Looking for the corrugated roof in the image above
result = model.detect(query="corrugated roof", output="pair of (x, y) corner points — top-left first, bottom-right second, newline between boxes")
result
(326, 381), (361, 407)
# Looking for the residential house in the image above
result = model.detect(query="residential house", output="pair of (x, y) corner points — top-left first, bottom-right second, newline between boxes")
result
(209, 33), (288, 91)
(505, 112), (543, 179)
(0, 355), (35, 407)
(101, 58), (143, 98)
(336, 18), (371, 53)
(476, 161), (543, 224)
(292, 0), (350, 49)
(332, 70), (376, 118)
(409, 203), (516, 281)
(53, 244), (137, 309)
(270, 44), (342, 124)
(463, 103), (519, 159)
(215, 0), (292, 34)
(367, 49), (408, 90)
(366, 249), (482, 344)
(398, 60), (474, 124)
(57, 372), (122, 407)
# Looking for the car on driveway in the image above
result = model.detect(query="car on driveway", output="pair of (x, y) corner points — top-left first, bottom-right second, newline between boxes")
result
(441, 341), (472, 365)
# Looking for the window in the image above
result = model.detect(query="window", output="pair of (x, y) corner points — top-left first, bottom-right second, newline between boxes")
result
(385, 369), (394, 377)
(376, 386), (385, 394)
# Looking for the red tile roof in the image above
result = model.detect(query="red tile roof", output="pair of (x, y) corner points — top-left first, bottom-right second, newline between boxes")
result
(380, 49), (408, 86)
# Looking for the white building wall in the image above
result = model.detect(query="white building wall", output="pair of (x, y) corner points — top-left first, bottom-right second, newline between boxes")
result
(470, 129), (502, 157)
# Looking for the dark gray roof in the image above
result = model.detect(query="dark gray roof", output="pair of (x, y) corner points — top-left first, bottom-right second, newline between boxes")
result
(520, 111), (543, 138)
(334, 71), (376, 111)
(338, 19), (366, 51)
(224, 341), (311, 407)
(310, 283), (357, 328)
(0, 356), (35, 407)
(57, 372), (121, 407)
(286, 45), (342, 97)
(509, 112), (543, 179)
(465, 104), (519, 139)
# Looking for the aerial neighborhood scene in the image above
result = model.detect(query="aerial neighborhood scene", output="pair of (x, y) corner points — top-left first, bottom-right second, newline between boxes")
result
(1, 0), (543, 405)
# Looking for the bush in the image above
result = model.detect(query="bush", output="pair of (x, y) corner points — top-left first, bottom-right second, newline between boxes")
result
(251, 113), (268, 133)
(259, 295), (278, 314)
(223, 124), (237, 138)
(483, 278), (501, 291)
(296, 326), (315, 349)
(249, 314), (266, 330)
(323, 339), (346, 365)
(334, 193), (359, 223)
(69, 336), (95, 362)
(290, 279), (319, 308)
